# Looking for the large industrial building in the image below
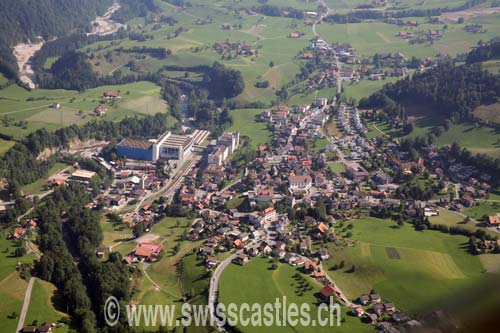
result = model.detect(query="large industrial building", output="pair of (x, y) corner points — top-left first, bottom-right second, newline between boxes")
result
(117, 130), (208, 162)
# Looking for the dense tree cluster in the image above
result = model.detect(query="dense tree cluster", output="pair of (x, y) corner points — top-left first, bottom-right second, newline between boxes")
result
(203, 62), (245, 99)
(359, 62), (500, 122)
(110, 0), (159, 23)
(0, 0), (112, 79)
(325, 10), (385, 24)
(252, 5), (305, 19)
(467, 39), (500, 64)
(34, 184), (132, 332)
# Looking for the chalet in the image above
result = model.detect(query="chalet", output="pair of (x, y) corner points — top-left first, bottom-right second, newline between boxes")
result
(316, 248), (330, 261)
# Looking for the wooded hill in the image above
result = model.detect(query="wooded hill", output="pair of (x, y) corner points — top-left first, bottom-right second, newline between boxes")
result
(0, 0), (113, 79)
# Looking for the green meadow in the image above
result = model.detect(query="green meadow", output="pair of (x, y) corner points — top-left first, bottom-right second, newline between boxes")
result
(322, 217), (490, 314)
(219, 257), (371, 333)
(0, 81), (173, 138)
(228, 109), (272, 148)
(24, 278), (69, 332)
(317, 14), (500, 58)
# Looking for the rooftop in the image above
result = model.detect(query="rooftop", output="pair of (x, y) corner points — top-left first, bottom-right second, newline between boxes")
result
(118, 138), (153, 150)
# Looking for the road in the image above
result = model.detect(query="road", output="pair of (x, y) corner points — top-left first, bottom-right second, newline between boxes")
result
(208, 250), (243, 330)
(16, 277), (35, 333)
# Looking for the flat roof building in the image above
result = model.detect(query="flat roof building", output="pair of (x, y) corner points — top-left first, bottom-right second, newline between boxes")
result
(117, 131), (195, 163)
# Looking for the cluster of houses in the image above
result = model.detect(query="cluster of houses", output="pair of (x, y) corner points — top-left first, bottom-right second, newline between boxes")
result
(464, 24), (486, 33)
(93, 91), (121, 116)
(351, 293), (422, 331)
(20, 322), (62, 333)
(213, 41), (256, 57)
(337, 103), (367, 136)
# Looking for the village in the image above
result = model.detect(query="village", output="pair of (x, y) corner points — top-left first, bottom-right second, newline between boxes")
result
(5, 32), (499, 332)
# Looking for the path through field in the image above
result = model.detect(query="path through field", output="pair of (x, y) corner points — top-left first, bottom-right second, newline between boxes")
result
(15, 277), (35, 333)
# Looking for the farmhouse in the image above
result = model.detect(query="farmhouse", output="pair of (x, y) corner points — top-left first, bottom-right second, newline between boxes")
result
(488, 215), (500, 227)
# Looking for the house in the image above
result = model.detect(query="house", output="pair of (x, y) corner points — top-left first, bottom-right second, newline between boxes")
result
(247, 247), (260, 257)
(488, 215), (500, 227)
(352, 306), (365, 317)
(206, 256), (217, 268)
(289, 175), (312, 191)
(12, 227), (27, 239)
(461, 194), (475, 208)
(96, 246), (106, 258)
(233, 239), (244, 249)
(383, 302), (396, 312)
(290, 32), (300, 38)
(200, 246), (215, 256)
(373, 303), (384, 315)
(233, 253), (249, 265)
(359, 295), (370, 305)
(104, 91), (119, 99)
(260, 207), (276, 222)
(39, 322), (54, 333)
(94, 105), (106, 116)
(369, 293), (381, 303)
(304, 261), (318, 272)
(316, 248), (330, 261)
(134, 242), (163, 262)
(20, 327), (37, 333)
(392, 312), (407, 323)
(319, 285), (338, 299)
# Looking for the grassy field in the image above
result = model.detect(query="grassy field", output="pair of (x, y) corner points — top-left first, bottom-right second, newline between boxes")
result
(219, 257), (371, 333)
(24, 278), (69, 331)
(0, 138), (15, 156)
(474, 103), (500, 125)
(0, 81), (172, 137)
(0, 231), (37, 281)
(130, 216), (206, 331)
(323, 217), (489, 314)
(343, 77), (400, 102)
(429, 208), (498, 237)
(435, 123), (500, 158)
(317, 14), (500, 58)
(463, 201), (500, 221)
(21, 162), (69, 196)
(328, 162), (346, 173)
(228, 109), (272, 149)
(0, 272), (28, 333)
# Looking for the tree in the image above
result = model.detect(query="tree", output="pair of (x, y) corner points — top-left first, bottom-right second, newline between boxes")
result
(133, 223), (145, 238)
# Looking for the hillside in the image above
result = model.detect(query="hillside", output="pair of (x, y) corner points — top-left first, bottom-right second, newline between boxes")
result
(0, 0), (113, 79)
